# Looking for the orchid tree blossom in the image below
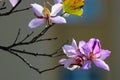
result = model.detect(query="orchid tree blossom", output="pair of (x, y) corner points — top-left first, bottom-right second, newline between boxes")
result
(28, 3), (66, 28)
(9, 0), (19, 7)
(79, 38), (111, 71)
(59, 39), (85, 70)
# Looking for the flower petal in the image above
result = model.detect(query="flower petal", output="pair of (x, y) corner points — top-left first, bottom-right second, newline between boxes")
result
(59, 58), (78, 70)
(79, 40), (86, 55)
(71, 39), (77, 50)
(93, 59), (110, 71)
(59, 58), (74, 68)
(28, 18), (45, 28)
(82, 60), (91, 69)
(9, 0), (19, 7)
(50, 16), (66, 24)
(87, 38), (101, 54)
(82, 44), (91, 56)
(67, 65), (78, 71)
(87, 38), (95, 50)
(50, 4), (63, 16)
(99, 50), (111, 60)
(62, 45), (77, 57)
(54, 0), (62, 3)
(31, 3), (44, 17)
(93, 39), (101, 54)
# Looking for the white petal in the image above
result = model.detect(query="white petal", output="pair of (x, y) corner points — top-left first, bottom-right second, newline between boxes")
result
(50, 16), (66, 24)
(71, 39), (78, 50)
(28, 18), (45, 28)
(67, 65), (78, 71)
(62, 45), (77, 57)
(9, 0), (19, 7)
(50, 4), (63, 16)
(59, 58), (74, 68)
(31, 3), (44, 17)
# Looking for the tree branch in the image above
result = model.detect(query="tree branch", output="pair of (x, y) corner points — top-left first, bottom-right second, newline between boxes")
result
(0, 45), (63, 74)
(31, 24), (54, 42)
(39, 64), (62, 74)
(11, 7), (31, 14)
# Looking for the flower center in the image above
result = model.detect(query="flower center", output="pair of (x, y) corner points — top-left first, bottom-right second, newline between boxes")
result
(43, 7), (52, 25)
(43, 7), (50, 18)
(71, 56), (84, 67)
(89, 52), (101, 60)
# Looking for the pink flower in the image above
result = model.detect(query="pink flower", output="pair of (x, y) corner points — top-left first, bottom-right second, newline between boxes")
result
(79, 38), (111, 71)
(59, 39), (84, 70)
(28, 3), (66, 28)
(9, 0), (19, 7)
(59, 38), (111, 71)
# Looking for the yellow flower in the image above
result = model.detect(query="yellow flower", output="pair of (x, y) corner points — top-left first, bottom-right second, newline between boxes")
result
(63, 0), (85, 16)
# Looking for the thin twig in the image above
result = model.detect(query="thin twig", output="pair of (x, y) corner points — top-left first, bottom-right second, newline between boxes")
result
(0, 37), (60, 57)
(50, 40), (69, 57)
(7, 50), (42, 74)
(12, 7), (31, 14)
(0, 7), (6, 10)
(35, 37), (57, 42)
(19, 31), (34, 43)
(8, 37), (57, 48)
(8, 39), (67, 57)
(2, 1), (5, 7)
(10, 48), (53, 57)
(31, 24), (54, 42)
(8, 31), (34, 48)
(9, 42), (61, 57)
(0, 46), (62, 74)
(13, 28), (21, 44)
(54, 53), (65, 57)
(39, 64), (62, 74)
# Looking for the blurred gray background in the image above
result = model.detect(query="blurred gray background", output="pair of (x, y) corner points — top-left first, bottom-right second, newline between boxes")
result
(0, 0), (119, 80)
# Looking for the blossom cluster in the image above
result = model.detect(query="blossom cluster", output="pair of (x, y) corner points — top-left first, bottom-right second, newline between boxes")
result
(59, 38), (111, 71)
(28, 0), (85, 28)
(8, 0), (111, 71)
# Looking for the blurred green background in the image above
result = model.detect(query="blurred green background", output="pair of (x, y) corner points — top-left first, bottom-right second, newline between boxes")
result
(0, 0), (119, 80)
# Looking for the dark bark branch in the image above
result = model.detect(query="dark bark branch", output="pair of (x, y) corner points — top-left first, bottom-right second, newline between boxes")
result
(19, 31), (34, 43)
(0, 37), (61, 57)
(39, 65), (62, 74)
(0, 45), (63, 74)
(11, 7), (31, 14)
(31, 24), (54, 42)
(0, 7), (6, 10)
(8, 24), (54, 48)
(13, 28), (21, 44)
(0, 10), (67, 75)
